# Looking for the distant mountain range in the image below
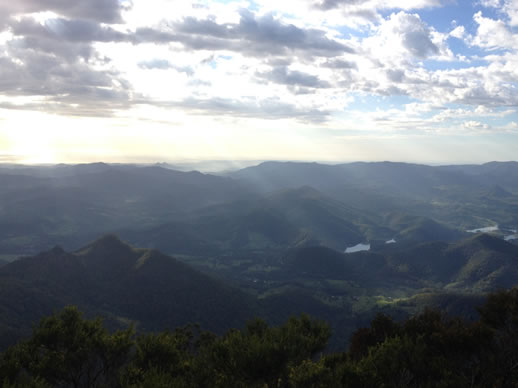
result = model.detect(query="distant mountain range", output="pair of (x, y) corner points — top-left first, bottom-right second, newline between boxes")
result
(231, 160), (518, 194)
(230, 161), (518, 229)
(1, 161), (518, 350)
(0, 163), (254, 254)
(2, 160), (516, 256)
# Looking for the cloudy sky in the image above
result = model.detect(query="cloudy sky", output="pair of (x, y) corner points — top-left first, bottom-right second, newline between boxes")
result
(1, 0), (518, 164)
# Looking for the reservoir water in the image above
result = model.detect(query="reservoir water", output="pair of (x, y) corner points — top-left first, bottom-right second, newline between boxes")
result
(345, 243), (370, 253)
(467, 225), (499, 233)
(465, 224), (517, 241)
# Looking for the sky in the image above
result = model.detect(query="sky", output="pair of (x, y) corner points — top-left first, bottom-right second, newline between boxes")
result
(0, 0), (518, 165)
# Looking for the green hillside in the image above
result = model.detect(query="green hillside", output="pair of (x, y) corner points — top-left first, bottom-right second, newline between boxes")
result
(0, 235), (259, 349)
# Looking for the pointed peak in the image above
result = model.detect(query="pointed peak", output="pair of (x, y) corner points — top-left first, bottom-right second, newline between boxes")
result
(77, 234), (133, 256)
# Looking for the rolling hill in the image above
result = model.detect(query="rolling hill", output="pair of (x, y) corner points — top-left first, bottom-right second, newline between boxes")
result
(230, 161), (518, 229)
(230, 161), (483, 199)
(274, 234), (518, 292)
(121, 186), (391, 254)
(379, 234), (518, 291)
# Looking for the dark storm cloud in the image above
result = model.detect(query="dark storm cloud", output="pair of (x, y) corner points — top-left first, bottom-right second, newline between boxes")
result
(147, 97), (330, 123)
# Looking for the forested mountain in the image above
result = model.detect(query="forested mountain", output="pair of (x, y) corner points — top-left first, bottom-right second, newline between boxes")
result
(271, 233), (518, 290)
(0, 235), (259, 349)
(121, 186), (382, 253)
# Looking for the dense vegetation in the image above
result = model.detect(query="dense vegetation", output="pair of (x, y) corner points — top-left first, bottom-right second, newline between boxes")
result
(2, 288), (518, 387)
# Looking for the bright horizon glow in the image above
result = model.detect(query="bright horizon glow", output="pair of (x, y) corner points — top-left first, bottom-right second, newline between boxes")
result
(0, 0), (517, 165)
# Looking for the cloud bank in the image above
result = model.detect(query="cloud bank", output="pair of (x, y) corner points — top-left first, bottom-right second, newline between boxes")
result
(0, 0), (516, 135)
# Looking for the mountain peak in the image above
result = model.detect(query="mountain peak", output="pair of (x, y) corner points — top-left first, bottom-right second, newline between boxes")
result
(77, 234), (134, 257)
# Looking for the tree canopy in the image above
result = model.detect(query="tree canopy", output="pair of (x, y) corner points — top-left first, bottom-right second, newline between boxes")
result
(2, 289), (518, 387)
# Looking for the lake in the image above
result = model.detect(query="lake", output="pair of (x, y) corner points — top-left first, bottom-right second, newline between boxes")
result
(345, 243), (370, 253)
(467, 225), (499, 233)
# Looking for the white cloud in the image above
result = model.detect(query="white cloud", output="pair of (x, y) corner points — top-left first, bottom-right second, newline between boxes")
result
(363, 11), (445, 63)
(463, 120), (490, 130)
(479, 0), (501, 7)
(449, 25), (465, 39)
(503, 0), (518, 26)
(478, 0), (518, 26)
(472, 11), (516, 50)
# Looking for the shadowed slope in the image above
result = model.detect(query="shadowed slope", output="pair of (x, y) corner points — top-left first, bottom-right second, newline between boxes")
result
(0, 235), (259, 349)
